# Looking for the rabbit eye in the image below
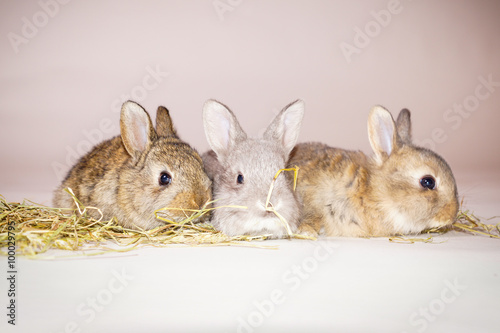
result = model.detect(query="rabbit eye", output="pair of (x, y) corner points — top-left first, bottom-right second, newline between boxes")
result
(237, 173), (244, 185)
(420, 175), (436, 190)
(159, 172), (172, 186)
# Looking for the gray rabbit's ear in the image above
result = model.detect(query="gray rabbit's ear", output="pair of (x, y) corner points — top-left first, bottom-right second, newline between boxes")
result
(263, 99), (304, 157)
(396, 108), (412, 144)
(121, 101), (157, 159)
(156, 106), (178, 138)
(203, 100), (247, 160)
(368, 105), (398, 165)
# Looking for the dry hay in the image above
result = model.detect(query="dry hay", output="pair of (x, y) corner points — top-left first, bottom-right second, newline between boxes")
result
(1, 172), (498, 256)
(389, 200), (499, 244)
(0, 194), (279, 258)
(0, 167), (311, 258)
(451, 210), (500, 238)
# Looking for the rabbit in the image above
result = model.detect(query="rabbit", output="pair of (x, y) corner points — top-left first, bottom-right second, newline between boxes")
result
(202, 99), (305, 238)
(53, 101), (212, 230)
(288, 105), (459, 237)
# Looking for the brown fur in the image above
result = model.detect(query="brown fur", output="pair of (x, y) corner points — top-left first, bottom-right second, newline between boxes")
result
(288, 106), (458, 237)
(53, 101), (211, 230)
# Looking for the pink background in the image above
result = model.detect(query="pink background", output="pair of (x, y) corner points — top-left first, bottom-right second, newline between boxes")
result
(1, 3), (500, 333)
(1, 0), (499, 206)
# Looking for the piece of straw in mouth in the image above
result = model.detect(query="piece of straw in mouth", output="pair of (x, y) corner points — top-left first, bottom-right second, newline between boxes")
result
(157, 166), (311, 241)
(264, 166), (315, 240)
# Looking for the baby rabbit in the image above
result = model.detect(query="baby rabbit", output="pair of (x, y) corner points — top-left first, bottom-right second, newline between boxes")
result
(202, 99), (304, 238)
(53, 101), (212, 230)
(288, 105), (458, 237)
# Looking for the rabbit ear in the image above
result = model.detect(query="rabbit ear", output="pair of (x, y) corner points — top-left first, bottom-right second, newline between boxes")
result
(368, 105), (398, 164)
(263, 99), (304, 157)
(156, 106), (178, 138)
(396, 108), (412, 144)
(203, 100), (247, 159)
(121, 101), (157, 159)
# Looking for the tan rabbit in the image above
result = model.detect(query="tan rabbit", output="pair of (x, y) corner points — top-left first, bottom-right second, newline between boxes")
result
(288, 105), (459, 237)
(53, 101), (212, 230)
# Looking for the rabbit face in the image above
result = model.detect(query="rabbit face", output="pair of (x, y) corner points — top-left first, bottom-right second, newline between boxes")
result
(211, 139), (299, 237)
(371, 133), (459, 234)
(120, 138), (212, 227)
(202, 99), (305, 237)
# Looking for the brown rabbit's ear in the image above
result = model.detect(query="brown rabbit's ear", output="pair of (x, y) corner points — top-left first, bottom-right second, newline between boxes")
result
(396, 108), (412, 144)
(368, 105), (398, 164)
(156, 106), (178, 138)
(203, 99), (247, 161)
(120, 101), (157, 159)
(263, 99), (305, 157)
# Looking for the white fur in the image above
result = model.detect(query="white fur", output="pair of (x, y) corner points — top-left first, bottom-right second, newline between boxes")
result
(203, 100), (305, 237)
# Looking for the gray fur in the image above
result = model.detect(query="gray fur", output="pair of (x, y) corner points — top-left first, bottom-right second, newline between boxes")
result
(202, 99), (305, 238)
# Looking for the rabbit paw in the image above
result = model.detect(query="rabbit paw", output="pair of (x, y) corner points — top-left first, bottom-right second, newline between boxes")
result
(298, 224), (319, 238)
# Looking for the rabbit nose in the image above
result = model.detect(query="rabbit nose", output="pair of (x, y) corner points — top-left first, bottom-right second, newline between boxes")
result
(435, 200), (459, 225)
(199, 189), (212, 207)
(257, 199), (278, 215)
(264, 210), (276, 217)
(187, 198), (199, 210)
(191, 189), (211, 210)
(169, 191), (204, 211)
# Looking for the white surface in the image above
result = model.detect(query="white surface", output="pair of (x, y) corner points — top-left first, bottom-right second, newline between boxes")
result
(1, 174), (499, 333)
(1, 234), (499, 333)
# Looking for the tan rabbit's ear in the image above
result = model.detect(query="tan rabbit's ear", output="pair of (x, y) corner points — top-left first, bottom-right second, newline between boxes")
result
(263, 99), (305, 157)
(120, 101), (157, 159)
(396, 108), (412, 144)
(156, 106), (178, 138)
(368, 105), (398, 164)
(203, 99), (247, 160)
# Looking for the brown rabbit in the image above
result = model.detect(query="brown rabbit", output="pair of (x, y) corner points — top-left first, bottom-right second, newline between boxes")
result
(53, 101), (212, 230)
(288, 105), (459, 237)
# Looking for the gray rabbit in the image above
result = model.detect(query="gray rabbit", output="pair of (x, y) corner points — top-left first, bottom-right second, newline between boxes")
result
(202, 99), (305, 238)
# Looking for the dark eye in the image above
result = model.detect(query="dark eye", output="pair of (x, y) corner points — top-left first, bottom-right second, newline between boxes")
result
(237, 173), (244, 185)
(159, 172), (172, 186)
(420, 176), (436, 190)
